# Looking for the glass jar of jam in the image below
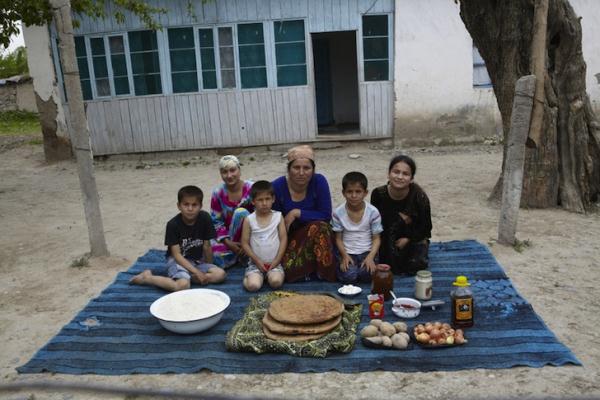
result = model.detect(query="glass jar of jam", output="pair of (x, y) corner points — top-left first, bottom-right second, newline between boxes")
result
(371, 264), (394, 301)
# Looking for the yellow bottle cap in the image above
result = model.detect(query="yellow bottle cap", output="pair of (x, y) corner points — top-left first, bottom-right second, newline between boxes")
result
(453, 275), (470, 286)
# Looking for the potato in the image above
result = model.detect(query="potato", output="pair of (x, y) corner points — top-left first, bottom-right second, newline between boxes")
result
(379, 322), (396, 337)
(393, 321), (408, 333)
(370, 319), (383, 328)
(381, 336), (393, 347)
(360, 325), (379, 338)
(391, 334), (408, 349)
(398, 332), (410, 342)
(366, 336), (384, 345)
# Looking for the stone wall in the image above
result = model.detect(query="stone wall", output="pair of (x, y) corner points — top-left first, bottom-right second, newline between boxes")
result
(16, 81), (37, 112)
(0, 84), (18, 111)
(0, 80), (38, 112)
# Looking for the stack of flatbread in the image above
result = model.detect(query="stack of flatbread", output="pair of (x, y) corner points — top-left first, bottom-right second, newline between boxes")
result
(262, 294), (344, 342)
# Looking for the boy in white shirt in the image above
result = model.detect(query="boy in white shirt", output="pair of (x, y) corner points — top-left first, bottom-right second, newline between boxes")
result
(332, 172), (383, 283)
(241, 180), (287, 291)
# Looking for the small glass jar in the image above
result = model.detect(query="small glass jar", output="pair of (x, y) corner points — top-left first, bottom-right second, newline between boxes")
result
(415, 270), (433, 300)
(371, 264), (394, 301)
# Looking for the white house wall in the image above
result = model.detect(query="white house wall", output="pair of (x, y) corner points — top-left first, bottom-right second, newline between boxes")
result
(393, 0), (501, 146)
(393, 0), (600, 147)
(71, 0), (395, 155)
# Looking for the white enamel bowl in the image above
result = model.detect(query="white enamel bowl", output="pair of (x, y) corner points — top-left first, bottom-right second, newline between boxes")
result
(150, 288), (230, 334)
(391, 297), (422, 318)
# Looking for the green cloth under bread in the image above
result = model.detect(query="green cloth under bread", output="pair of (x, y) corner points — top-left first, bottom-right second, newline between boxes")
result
(226, 291), (362, 358)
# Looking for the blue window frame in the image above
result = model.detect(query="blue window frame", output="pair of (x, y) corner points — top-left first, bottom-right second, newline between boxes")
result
(219, 27), (237, 89)
(168, 27), (198, 93)
(90, 37), (111, 97)
(128, 30), (162, 95)
(274, 20), (307, 87)
(198, 28), (217, 89)
(473, 46), (492, 87)
(74, 36), (92, 100)
(108, 35), (130, 96)
(362, 15), (389, 81)
(237, 23), (267, 89)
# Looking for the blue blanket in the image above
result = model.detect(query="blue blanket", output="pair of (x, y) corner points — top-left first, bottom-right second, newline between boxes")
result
(17, 240), (581, 375)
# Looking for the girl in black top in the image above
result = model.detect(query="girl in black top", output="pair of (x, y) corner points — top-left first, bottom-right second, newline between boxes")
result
(371, 155), (432, 275)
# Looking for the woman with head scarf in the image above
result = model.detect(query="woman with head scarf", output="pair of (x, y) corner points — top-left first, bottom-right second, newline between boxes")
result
(271, 145), (336, 282)
(210, 155), (254, 268)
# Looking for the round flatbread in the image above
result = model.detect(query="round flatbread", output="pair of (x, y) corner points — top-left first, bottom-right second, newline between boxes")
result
(262, 312), (342, 335)
(262, 325), (326, 342)
(268, 294), (344, 325)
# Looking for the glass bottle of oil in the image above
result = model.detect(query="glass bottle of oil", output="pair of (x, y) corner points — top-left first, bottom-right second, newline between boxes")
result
(451, 275), (474, 328)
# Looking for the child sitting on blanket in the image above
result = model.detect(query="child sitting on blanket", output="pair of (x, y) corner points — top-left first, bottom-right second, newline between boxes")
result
(130, 185), (226, 291)
(241, 180), (287, 292)
(332, 172), (383, 283)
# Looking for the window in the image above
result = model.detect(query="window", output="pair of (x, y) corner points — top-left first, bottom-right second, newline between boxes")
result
(168, 28), (198, 93)
(73, 21), (310, 98)
(237, 23), (267, 88)
(218, 27), (236, 89)
(473, 46), (492, 87)
(128, 30), (162, 95)
(109, 35), (130, 95)
(90, 37), (110, 97)
(274, 20), (307, 87)
(74, 36), (93, 100)
(198, 28), (217, 89)
(362, 15), (389, 81)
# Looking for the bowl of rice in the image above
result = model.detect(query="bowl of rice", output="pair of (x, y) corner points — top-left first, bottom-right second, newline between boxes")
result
(149, 288), (230, 334)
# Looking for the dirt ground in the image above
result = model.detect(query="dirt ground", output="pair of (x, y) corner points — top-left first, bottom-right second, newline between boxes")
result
(1, 140), (599, 400)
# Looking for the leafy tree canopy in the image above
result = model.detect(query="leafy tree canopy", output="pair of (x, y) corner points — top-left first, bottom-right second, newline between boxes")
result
(0, 0), (167, 48)
(0, 46), (28, 77)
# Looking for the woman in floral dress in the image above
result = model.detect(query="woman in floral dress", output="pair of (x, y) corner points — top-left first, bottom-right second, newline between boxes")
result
(210, 155), (254, 268)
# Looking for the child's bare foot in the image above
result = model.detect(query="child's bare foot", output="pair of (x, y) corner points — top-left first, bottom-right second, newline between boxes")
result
(129, 270), (152, 285)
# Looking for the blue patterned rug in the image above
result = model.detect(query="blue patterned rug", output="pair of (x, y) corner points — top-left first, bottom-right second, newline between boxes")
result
(17, 240), (581, 375)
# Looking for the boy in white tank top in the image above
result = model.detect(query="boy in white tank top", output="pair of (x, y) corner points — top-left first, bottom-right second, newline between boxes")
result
(241, 181), (287, 291)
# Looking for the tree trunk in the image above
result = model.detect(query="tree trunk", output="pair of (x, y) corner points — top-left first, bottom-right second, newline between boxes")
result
(460, 0), (600, 212)
(51, 0), (109, 257)
(528, 0), (549, 148)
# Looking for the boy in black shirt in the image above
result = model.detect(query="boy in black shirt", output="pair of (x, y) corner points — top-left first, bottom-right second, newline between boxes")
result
(130, 185), (226, 291)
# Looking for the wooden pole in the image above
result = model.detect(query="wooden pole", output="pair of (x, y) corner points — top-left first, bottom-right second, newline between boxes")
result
(50, 0), (109, 257)
(498, 75), (536, 245)
(527, 0), (549, 148)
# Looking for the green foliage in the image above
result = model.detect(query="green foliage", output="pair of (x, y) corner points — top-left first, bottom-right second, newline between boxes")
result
(0, 0), (53, 47)
(0, 110), (41, 136)
(513, 238), (532, 253)
(0, 46), (29, 78)
(70, 254), (91, 268)
(0, 0), (169, 48)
